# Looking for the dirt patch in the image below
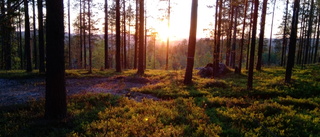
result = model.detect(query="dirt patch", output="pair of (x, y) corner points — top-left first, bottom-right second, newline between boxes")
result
(0, 76), (160, 107)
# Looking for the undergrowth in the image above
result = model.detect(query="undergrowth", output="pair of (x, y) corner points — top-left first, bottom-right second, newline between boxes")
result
(1, 64), (319, 136)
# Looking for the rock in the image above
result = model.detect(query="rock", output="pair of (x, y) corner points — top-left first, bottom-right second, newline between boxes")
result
(197, 63), (231, 78)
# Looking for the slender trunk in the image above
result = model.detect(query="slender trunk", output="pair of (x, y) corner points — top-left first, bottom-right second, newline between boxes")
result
(226, 4), (234, 66)
(24, 0), (32, 72)
(79, 0), (83, 69)
(237, 0), (248, 74)
(268, 0), (276, 65)
(285, 0), (300, 83)
(256, 0), (268, 71)
(184, 0), (198, 85)
(247, 0), (259, 90)
(314, 9), (320, 63)
(105, 0), (109, 69)
(68, 0), (71, 69)
(19, 8), (23, 69)
(134, 0), (138, 69)
(38, 0), (45, 73)
(137, 0), (144, 75)
(144, 9), (147, 70)
(83, 2), (87, 69)
(304, 0), (314, 64)
(231, 7), (238, 69)
(281, 0), (289, 66)
(214, 0), (218, 65)
(116, 0), (121, 72)
(214, 0), (222, 72)
(246, 1), (254, 70)
(123, 0), (127, 69)
(32, 0), (38, 69)
(88, 0), (92, 73)
(165, 0), (170, 70)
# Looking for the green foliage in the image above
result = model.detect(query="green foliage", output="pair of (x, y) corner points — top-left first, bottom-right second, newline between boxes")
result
(1, 65), (319, 136)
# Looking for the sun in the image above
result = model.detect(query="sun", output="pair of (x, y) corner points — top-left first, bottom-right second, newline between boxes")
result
(152, 21), (170, 42)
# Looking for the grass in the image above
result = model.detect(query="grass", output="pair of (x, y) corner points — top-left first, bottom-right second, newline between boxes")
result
(1, 64), (319, 136)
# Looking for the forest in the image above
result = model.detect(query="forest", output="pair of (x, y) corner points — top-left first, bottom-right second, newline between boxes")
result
(0, 0), (319, 136)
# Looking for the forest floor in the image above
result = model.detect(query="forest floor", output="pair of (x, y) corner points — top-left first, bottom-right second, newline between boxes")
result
(0, 66), (319, 136)
(0, 75), (160, 106)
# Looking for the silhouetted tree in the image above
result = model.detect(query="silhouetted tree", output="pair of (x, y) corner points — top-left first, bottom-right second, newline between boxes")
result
(184, 0), (198, 85)
(237, 0), (248, 74)
(137, 0), (144, 75)
(116, 0), (121, 72)
(24, 0), (32, 72)
(105, 0), (109, 69)
(38, 0), (45, 73)
(285, 0), (300, 83)
(45, 0), (67, 119)
(256, 0), (268, 71)
(247, 0), (259, 90)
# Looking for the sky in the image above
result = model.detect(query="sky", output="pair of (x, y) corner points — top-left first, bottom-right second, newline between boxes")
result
(64, 0), (286, 41)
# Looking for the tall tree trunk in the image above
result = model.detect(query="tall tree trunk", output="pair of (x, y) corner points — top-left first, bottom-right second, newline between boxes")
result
(237, 0), (248, 74)
(281, 0), (289, 66)
(123, 0), (127, 69)
(19, 7), (24, 69)
(226, 3), (234, 67)
(214, 0), (222, 74)
(247, 0), (259, 90)
(32, 0), (38, 69)
(45, 0), (67, 119)
(88, 0), (92, 73)
(268, 0), (276, 65)
(116, 0), (122, 72)
(38, 0), (45, 73)
(24, 0), (32, 72)
(68, 0), (71, 69)
(105, 0), (109, 69)
(3, 0), (11, 70)
(285, 0), (300, 83)
(137, 0), (144, 75)
(256, 0), (268, 71)
(83, 1), (87, 69)
(314, 8), (320, 63)
(184, 0), (198, 85)
(144, 10), (147, 70)
(134, 0), (138, 69)
(231, 6), (238, 69)
(304, 0), (314, 65)
(165, 0), (170, 70)
(79, 0), (83, 69)
(246, 1), (254, 70)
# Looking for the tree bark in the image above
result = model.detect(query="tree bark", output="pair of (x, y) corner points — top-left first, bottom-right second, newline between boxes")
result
(45, 0), (67, 119)
(247, 0), (259, 90)
(68, 0), (72, 69)
(134, 0), (139, 69)
(88, 0), (92, 73)
(137, 0), (144, 75)
(116, 0), (122, 72)
(304, 0), (314, 64)
(237, 0), (248, 74)
(314, 8), (320, 63)
(285, 0), (300, 83)
(184, 0), (198, 85)
(24, 0), (32, 72)
(32, 0), (38, 69)
(256, 0), (268, 71)
(105, 0), (109, 69)
(281, 0), (289, 66)
(268, 0), (276, 65)
(38, 0), (45, 73)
